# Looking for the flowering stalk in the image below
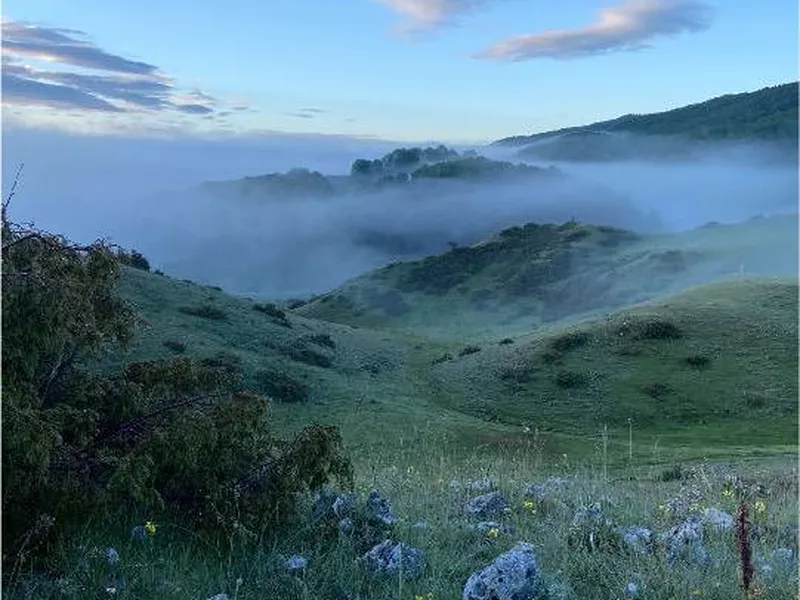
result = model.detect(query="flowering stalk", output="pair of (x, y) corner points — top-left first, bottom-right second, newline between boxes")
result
(736, 501), (753, 594)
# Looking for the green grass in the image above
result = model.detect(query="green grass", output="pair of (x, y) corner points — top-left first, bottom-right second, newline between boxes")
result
(23, 218), (794, 599)
(9, 447), (797, 599)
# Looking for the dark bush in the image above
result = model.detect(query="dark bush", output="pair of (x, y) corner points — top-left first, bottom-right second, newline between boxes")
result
(115, 248), (150, 271)
(178, 304), (228, 321)
(684, 354), (712, 369)
(253, 302), (292, 327)
(458, 345), (482, 357)
(618, 317), (682, 340)
(431, 353), (452, 365)
(642, 382), (673, 399)
(1, 208), (353, 581)
(541, 348), (563, 364)
(498, 338), (515, 345)
(555, 370), (587, 388)
(659, 465), (685, 482)
(200, 350), (243, 377)
(162, 339), (187, 353)
(285, 345), (333, 368)
(549, 331), (591, 353)
(306, 333), (336, 349)
(254, 369), (310, 403)
(286, 298), (308, 310)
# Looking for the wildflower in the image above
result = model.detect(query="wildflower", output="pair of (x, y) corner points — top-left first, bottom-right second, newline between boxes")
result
(523, 499), (536, 513)
(144, 521), (157, 536)
(486, 527), (500, 538)
(722, 485), (734, 498)
(691, 590), (703, 597)
(753, 499), (766, 514)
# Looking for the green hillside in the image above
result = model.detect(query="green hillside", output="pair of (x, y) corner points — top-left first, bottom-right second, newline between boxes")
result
(105, 243), (798, 462)
(494, 82), (799, 147)
(295, 214), (798, 338)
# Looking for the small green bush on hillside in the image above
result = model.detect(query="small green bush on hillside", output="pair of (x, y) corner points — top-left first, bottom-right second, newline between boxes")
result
(178, 303), (228, 321)
(254, 369), (310, 403)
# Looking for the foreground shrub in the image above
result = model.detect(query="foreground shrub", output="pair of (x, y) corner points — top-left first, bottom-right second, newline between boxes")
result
(1, 207), (352, 581)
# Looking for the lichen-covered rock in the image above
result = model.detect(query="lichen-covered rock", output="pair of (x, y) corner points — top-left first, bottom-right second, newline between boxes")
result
(462, 542), (539, 600)
(363, 540), (424, 577)
(620, 526), (654, 554)
(465, 492), (508, 519)
(700, 507), (733, 531)
(365, 490), (395, 525)
(285, 554), (308, 571)
(660, 517), (710, 565)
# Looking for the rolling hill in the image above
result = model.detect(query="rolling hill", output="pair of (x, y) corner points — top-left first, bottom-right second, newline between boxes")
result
(103, 213), (798, 464)
(492, 82), (799, 163)
(294, 214), (798, 338)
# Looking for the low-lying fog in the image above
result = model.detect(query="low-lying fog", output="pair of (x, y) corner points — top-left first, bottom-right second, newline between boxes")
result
(3, 126), (797, 299)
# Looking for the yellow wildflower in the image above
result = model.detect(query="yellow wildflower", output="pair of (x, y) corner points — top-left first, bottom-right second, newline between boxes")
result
(144, 521), (157, 536)
(722, 486), (734, 498)
(487, 527), (500, 538)
(691, 589), (703, 597)
(523, 499), (536, 513)
(753, 499), (767, 514)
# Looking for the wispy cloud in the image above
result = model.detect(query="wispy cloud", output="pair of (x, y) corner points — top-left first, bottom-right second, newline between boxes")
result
(371, 0), (491, 30)
(285, 107), (328, 119)
(1, 19), (235, 120)
(475, 0), (713, 61)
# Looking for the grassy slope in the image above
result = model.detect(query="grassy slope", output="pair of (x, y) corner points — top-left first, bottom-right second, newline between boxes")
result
(295, 214), (798, 339)
(493, 82), (799, 147)
(111, 260), (798, 466)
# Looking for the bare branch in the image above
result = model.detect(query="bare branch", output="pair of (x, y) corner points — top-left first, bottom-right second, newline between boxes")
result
(3, 163), (25, 214)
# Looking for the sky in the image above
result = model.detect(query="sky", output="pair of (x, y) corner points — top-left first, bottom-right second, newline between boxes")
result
(2, 0), (797, 143)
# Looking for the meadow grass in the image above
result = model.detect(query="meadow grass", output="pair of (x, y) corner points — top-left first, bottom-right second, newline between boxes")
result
(7, 439), (797, 600)
(28, 239), (795, 600)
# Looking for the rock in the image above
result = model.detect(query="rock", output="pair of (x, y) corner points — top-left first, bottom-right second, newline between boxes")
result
(465, 492), (508, 519)
(332, 493), (358, 518)
(285, 555), (308, 571)
(772, 547), (796, 565)
(363, 540), (424, 577)
(311, 486), (338, 521)
(365, 490), (395, 526)
(700, 507), (733, 531)
(103, 547), (120, 566)
(620, 526), (654, 554)
(660, 517), (710, 565)
(205, 595), (229, 600)
(462, 542), (539, 600)
(339, 517), (355, 535)
(467, 477), (494, 492)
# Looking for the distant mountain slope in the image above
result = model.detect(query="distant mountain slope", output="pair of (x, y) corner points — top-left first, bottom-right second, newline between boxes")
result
(494, 82), (798, 148)
(294, 214), (798, 338)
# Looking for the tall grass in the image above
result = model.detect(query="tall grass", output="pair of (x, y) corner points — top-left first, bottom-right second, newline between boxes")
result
(8, 432), (797, 600)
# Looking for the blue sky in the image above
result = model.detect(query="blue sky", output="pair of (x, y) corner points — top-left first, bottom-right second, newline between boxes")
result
(2, 0), (797, 143)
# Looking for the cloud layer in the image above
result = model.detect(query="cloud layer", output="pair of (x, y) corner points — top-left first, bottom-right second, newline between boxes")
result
(372, 0), (491, 30)
(2, 20), (222, 116)
(475, 0), (713, 61)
